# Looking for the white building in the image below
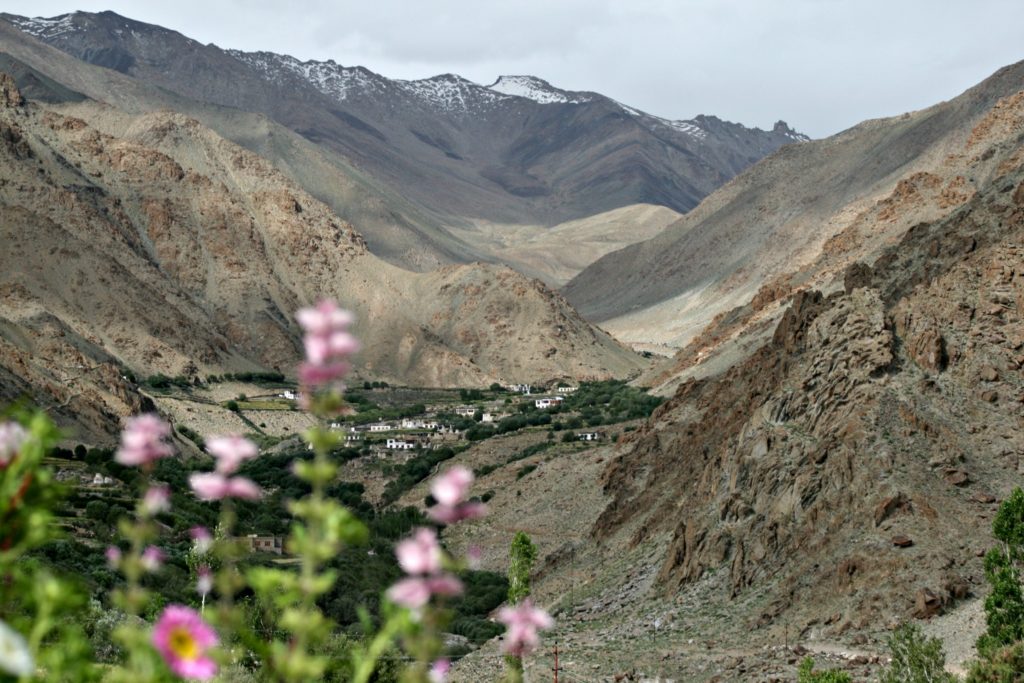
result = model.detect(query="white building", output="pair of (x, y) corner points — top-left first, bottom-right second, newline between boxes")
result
(278, 390), (297, 400)
(534, 396), (565, 409)
(368, 422), (394, 432)
(454, 406), (477, 417)
(577, 431), (603, 441)
(556, 386), (577, 394)
(386, 438), (417, 450)
(507, 384), (532, 395)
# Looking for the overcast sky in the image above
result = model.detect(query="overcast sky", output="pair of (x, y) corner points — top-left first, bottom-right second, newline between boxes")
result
(4, 0), (1023, 137)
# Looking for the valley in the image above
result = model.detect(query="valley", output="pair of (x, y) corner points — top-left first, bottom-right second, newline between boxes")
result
(0, 6), (1023, 682)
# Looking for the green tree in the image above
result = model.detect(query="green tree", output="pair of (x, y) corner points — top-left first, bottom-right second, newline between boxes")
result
(881, 623), (955, 683)
(978, 488), (1024, 657)
(505, 532), (539, 679)
(507, 531), (538, 605)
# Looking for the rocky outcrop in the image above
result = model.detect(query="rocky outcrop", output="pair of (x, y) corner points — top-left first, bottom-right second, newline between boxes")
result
(594, 155), (1024, 635)
(0, 71), (22, 107)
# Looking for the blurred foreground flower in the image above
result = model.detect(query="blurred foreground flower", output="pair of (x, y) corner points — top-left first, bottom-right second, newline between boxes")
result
(0, 421), (26, 465)
(0, 619), (33, 677)
(115, 414), (173, 466)
(497, 599), (554, 657)
(152, 605), (218, 680)
(296, 299), (359, 412)
(427, 466), (487, 524)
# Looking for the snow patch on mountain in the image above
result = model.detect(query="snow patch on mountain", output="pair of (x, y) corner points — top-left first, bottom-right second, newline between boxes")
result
(487, 75), (589, 104)
(397, 74), (512, 113)
(229, 50), (393, 102)
(6, 14), (78, 39)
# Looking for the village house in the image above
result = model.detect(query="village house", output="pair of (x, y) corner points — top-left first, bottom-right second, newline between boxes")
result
(368, 422), (395, 432)
(534, 396), (565, 409)
(556, 385), (577, 394)
(278, 390), (297, 400)
(244, 535), (285, 555)
(577, 431), (603, 442)
(454, 405), (477, 417)
(507, 383), (532, 395)
(386, 437), (417, 450)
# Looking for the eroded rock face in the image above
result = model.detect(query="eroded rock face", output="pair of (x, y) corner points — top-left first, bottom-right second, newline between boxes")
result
(0, 72), (23, 108)
(595, 157), (1024, 634)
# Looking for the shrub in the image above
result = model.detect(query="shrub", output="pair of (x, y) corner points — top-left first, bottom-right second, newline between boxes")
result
(966, 641), (1024, 682)
(797, 657), (851, 683)
(881, 623), (956, 683)
(515, 464), (537, 480)
(978, 488), (1024, 657)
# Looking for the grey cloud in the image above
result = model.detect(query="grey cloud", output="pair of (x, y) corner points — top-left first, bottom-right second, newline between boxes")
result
(3, 0), (1024, 137)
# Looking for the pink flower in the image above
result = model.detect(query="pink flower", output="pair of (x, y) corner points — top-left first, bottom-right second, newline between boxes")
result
(426, 574), (463, 597)
(395, 528), (442, 575)
(115, 414), (173, 466)
(142, 485), (171, 515)
(295, 300), (358, 395)
(431, 467), (473, 506)
(427, 501), (487, 525)
(296, 301), (354, 336)
(386, 574), (464, 609)
(189, 473), (262, 501)
(297, 361), (350, 386)
(141, 546), (165, 572)
(426, 467), (487, 524)
(205, 435), (258, 474)
(105, 546), (122, 569)
(497, 600), (554, 657)
(429, 658), (450, 683)
(152, 605), (218, 680)
(386, 577), (433, 609)
(190, 527), (213, 554)
(196, 566), (213, 597)
(0, 421), (26, 465)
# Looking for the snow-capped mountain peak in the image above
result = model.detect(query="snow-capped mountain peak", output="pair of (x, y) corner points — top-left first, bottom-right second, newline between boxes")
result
(487, 75), (590, 105)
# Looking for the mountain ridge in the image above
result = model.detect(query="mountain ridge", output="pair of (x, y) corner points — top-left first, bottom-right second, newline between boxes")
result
(0, 9), (807, 273)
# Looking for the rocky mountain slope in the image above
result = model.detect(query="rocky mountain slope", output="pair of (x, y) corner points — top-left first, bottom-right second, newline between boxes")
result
(590, 89), (1024, 656)
(0, 76), (643, 438)
(565, 59), (1024, 352)
(0, 10), (805, 272)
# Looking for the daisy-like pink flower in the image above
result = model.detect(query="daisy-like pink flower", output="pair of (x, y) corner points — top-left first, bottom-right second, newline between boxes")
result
(395, 527), (443, 575)
(115, 414), (173, 466)
(205, 435), (258, 475)
(426, 467), (487, 524)
(497, 599), (554, 657)
(189, 473), (262, 501)
(142, 485), (171, 515)
(0, 421), (26, 466)
(141, 546), (165, 572)
(152, 605), (218, 680)
(190, 527), (213, 554)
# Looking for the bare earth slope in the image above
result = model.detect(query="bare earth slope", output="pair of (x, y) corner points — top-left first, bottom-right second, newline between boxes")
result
(0, 77), (643, 436)
(565, 59), (1024, 351)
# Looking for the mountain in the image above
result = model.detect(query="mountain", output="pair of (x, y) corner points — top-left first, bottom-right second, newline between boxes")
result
(564, 60), (1024, 353)
(0, 10), (806, 271)
(0, 75), (644, 438)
